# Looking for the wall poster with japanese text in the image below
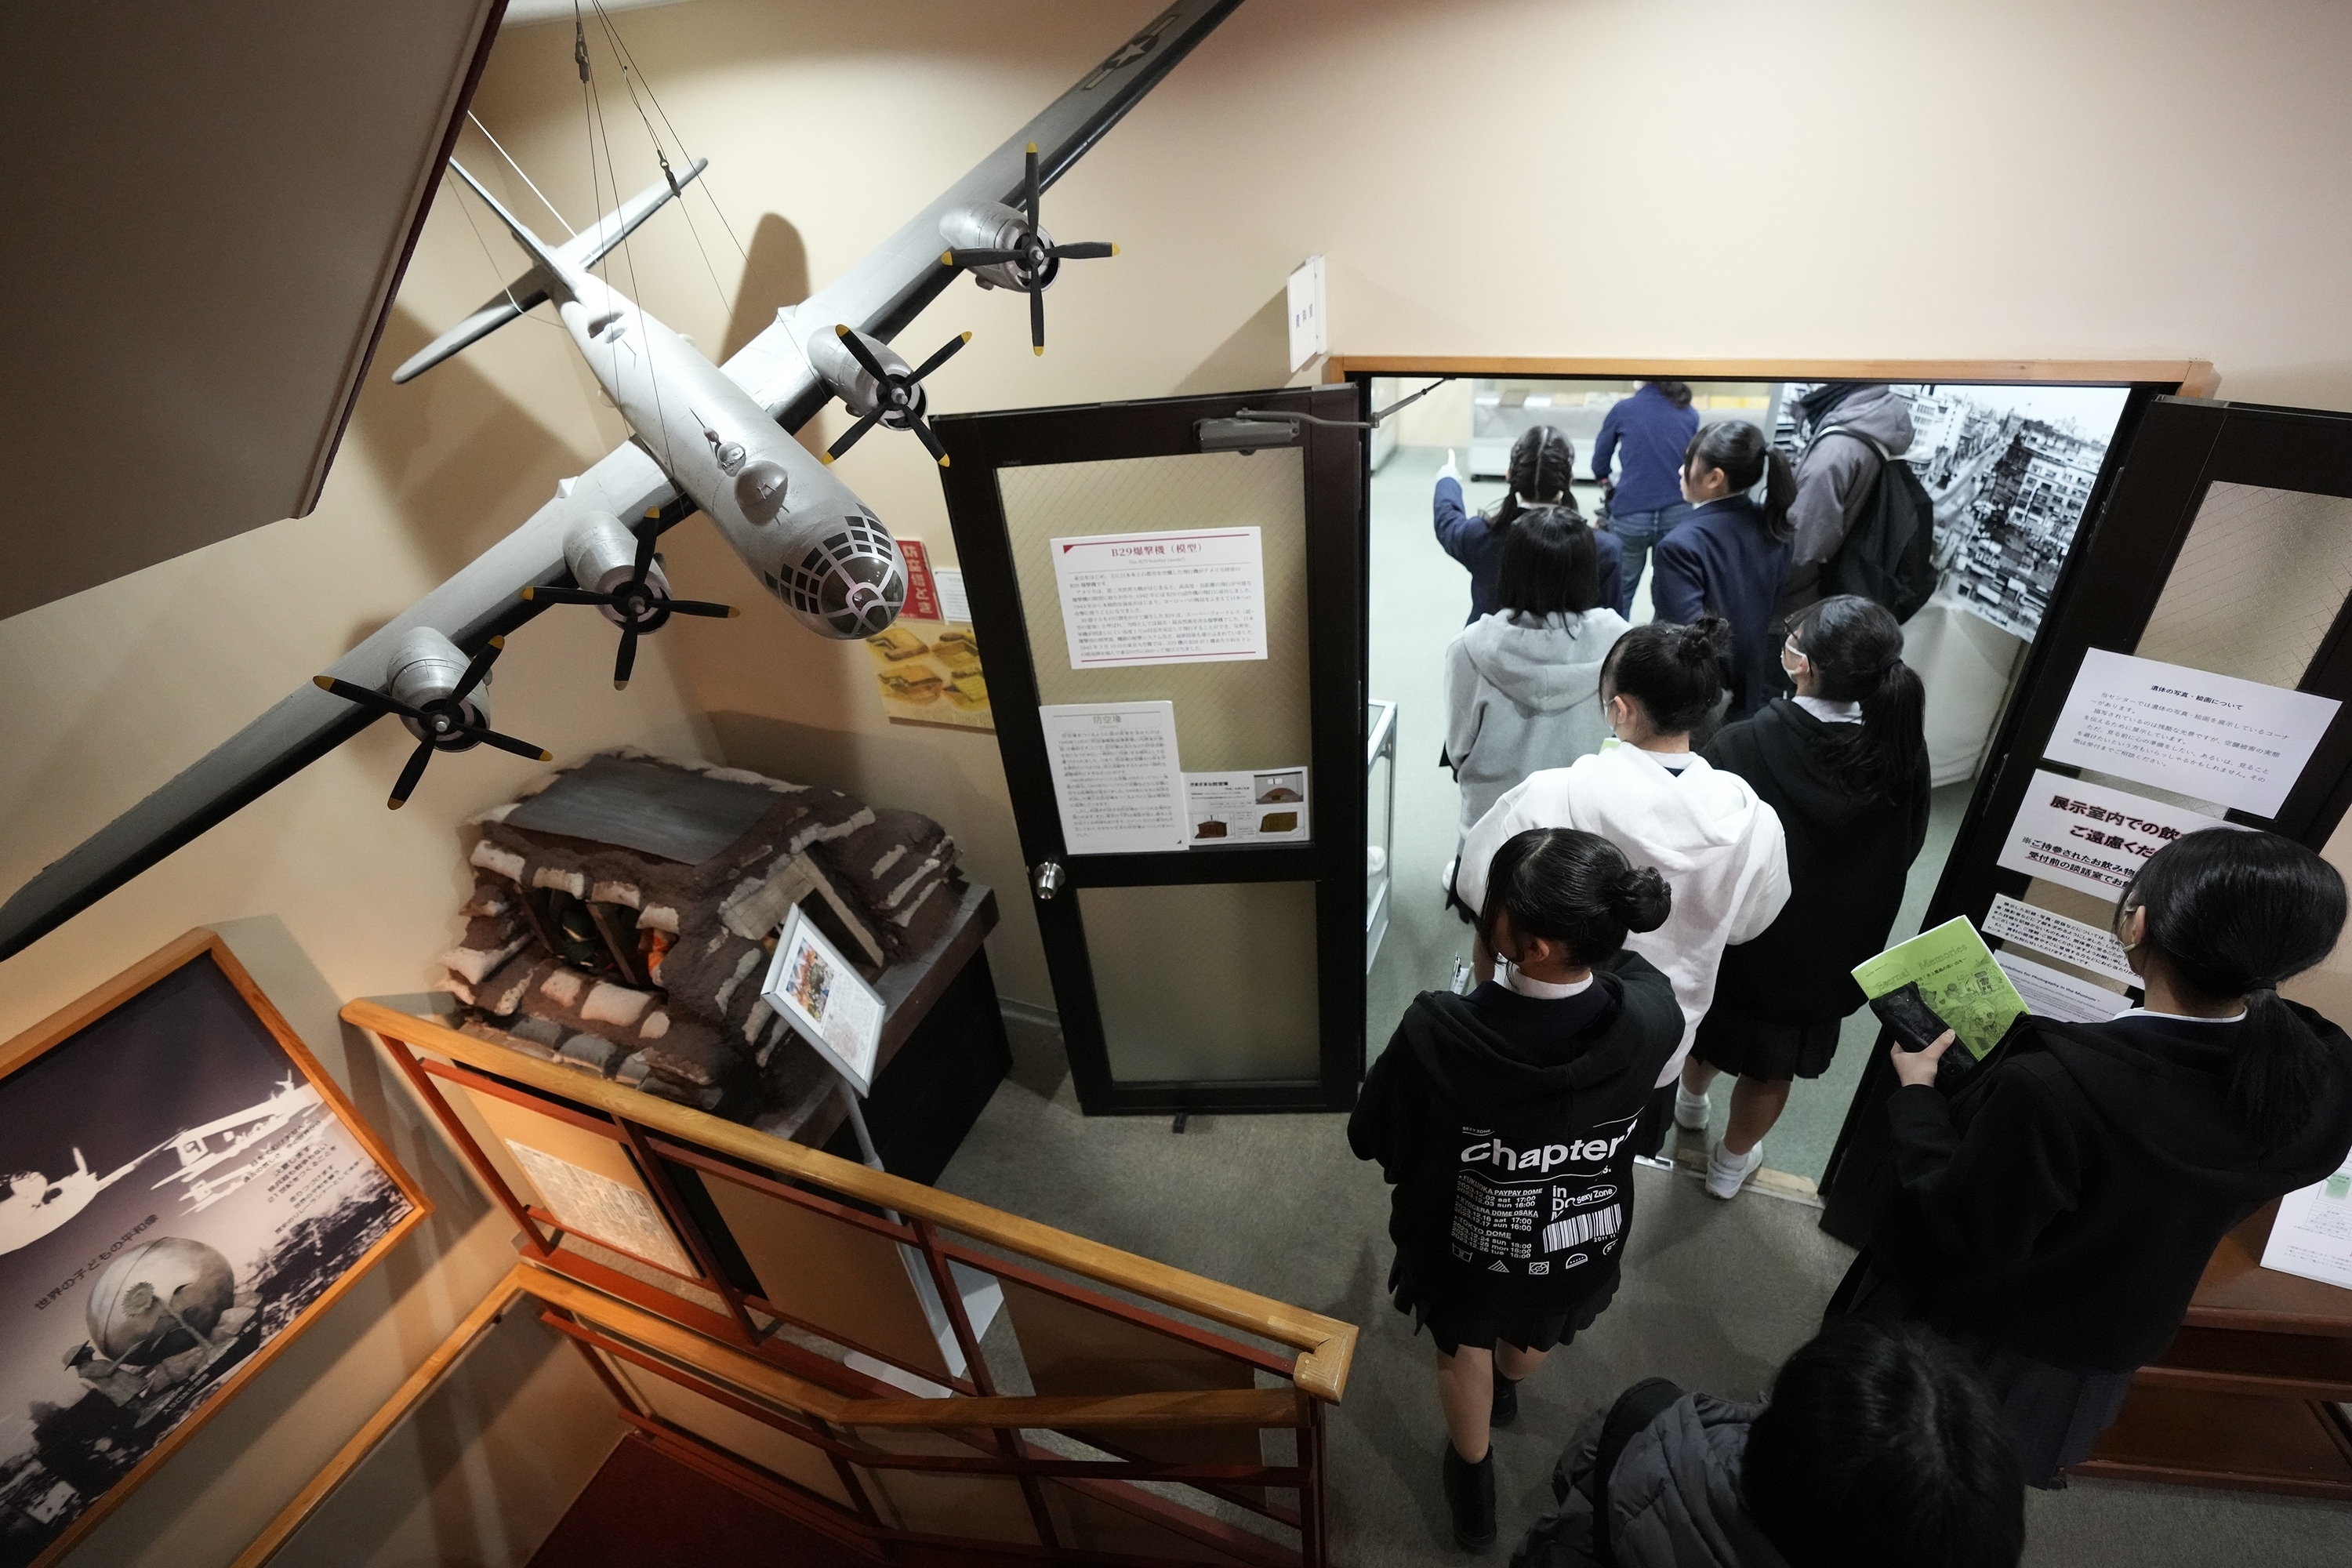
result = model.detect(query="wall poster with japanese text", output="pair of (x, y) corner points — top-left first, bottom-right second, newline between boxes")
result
(0, 933), (426, 1566)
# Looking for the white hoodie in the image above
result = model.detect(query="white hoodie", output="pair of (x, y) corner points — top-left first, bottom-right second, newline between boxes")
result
(1456, 743), (1791, 1085)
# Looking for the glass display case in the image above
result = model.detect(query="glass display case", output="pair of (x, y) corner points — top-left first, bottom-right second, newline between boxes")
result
(1366, 699), (1396, 972)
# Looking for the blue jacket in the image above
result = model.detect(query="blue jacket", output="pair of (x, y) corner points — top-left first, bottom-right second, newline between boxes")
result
(1592, 386), (1701, 516)
(1435, 477), (1621, 625)
(1650, 496), (1791, 720)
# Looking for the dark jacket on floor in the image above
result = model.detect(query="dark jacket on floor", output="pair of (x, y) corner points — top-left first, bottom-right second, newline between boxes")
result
(1873, 1007), (2352, 1370)
(1701, 700), (1931, 1025)
(1649, 497), (1791, 719)
(1435, 475), (1623, 626)
(1349, 954), (1682, 1319)
(1512, 1391), (1790, 1568)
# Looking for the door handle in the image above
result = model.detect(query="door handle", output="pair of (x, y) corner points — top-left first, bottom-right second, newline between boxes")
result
(1030, 861), (1068, 901)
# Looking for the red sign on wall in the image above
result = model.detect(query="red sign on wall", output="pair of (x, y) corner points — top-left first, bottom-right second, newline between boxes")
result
(898, 538), (942, 620)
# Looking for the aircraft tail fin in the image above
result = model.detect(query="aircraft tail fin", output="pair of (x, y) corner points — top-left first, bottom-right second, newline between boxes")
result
(394, 156), (707, 385)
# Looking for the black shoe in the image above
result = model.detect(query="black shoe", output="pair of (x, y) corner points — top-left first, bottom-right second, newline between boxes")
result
(1443, 1444), (1497, 1552)
(1491, 1369), (1519, 1428)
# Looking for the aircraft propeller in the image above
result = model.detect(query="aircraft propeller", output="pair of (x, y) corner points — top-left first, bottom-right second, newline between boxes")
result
(822, 325), (971, 467)
(522, 516), (737, 689)
(941, 141), (1116, 354)
(312, 633), (551, 810)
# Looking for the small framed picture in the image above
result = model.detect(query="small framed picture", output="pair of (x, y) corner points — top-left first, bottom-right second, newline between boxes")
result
(759, 906), (887, 1096)
(0, 931), (428, 1566)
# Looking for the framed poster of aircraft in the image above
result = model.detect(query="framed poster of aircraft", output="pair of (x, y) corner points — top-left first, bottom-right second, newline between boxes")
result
(0, 0), (1248, 960)
(0, 931), (428, 1566)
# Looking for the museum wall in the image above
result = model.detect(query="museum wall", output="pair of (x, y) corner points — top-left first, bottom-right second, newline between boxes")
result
(3, 2), (2352, 1563)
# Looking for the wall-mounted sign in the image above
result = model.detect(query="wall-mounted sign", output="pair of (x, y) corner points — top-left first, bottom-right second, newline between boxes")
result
(1994, 769), (2230, 900)
(2046, 648), (2340, 818)
(1051, 528), (1269, 670)
(1039, 700), (1189, 854)
(1287, 254), (1327, 372)
(1981, 894), (2137, 985)
(1184, 767), (1310, 844)
(896, 537), (943, 621)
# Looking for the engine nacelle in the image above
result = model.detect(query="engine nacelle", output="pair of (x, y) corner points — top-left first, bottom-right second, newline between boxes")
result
(385, 627), (488, 744)
(561, 510), (672, 623)
(940, 201), (1046, 292)
(805, 327), (913, 419)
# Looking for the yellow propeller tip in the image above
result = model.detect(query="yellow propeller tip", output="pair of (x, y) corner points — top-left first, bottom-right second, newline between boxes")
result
(834, 323), (851, 338)
(960, 331), (973, 343)
(726, 606), (742, 618)
(937, 455), (951, 468)
(820, 452), (835, 466)
(939, 251), (954, 267)
(488, 634), (505, 649)
(1026, 141), (1038, 154)
(614, 680), (629, 691)
(644, 507), (661, 519)
(387, 797), (406, 811)
(538, 750), (554, 760)
(520, 586), (535, 601)
(1033, 345), (1045, 357)
(1112, 242), (1122, 256)
(311, 675), (334, 691)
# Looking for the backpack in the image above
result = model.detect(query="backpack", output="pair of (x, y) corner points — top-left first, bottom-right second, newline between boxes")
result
(1817, 427), (1940, 622)
(1510, 1377), (1688, 1568)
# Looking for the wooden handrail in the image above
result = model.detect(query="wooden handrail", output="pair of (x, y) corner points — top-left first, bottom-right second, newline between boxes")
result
(346, 999), (1358, 1400)
(518, 1264), (1308, 1430)
(1323, 354), (2220, 396)
(232, 1266), (531, 1568)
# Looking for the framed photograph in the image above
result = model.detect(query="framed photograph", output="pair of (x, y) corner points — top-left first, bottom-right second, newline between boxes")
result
(0, 931), (427, 1566)
(759, 906), (886, 1096)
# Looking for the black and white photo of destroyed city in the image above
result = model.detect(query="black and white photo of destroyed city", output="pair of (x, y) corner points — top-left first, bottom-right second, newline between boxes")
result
(1777, 383), (2129, 641)
(0, 956), (412, 1566)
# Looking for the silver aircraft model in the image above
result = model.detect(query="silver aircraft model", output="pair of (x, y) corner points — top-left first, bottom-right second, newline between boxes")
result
(0, 0), (1244, 960)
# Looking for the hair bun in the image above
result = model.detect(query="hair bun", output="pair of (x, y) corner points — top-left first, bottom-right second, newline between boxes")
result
(1611, 866), (1672, 934)
(1681, 615), (1733, 663)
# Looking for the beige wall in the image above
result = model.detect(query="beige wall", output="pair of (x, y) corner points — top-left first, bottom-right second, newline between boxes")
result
(5, 1), (2352, 1562)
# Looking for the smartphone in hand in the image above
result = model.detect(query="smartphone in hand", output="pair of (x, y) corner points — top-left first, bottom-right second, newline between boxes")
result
(1871, 982), (1951, 1053)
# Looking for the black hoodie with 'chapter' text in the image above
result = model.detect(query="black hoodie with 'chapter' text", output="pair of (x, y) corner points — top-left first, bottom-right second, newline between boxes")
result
(1348, 952), (1683, 1319)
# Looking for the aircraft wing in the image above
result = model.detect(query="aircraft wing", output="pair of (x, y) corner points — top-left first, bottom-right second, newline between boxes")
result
(0, 0), (1244, 962)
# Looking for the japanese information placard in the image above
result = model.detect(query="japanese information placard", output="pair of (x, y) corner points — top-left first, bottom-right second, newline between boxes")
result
(2261, 1159), (2352, 1291)
(1039, 700), (1190, 854)
(1994, 770), (2230, 901)
(1050, 528), (1269, 669)
(1994, 951), (2128, 1025)
(1183, 767), (1310, 844)
(2045, 648), (2339, 818)
(1982, 894), (2137, 985)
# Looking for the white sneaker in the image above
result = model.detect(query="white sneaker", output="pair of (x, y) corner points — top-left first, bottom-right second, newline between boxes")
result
(1441, 855), (1458, 896)
(1705, 1140), (1764, 1200)
(1674, 1085), (1711, 1131)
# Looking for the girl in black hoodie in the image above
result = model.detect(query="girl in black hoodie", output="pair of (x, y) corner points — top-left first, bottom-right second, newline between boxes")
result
(1351, 828), (1682, 1551)
(1839, 827), (2352, 1485)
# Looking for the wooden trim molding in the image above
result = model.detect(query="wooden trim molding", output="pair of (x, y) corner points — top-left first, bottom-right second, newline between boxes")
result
(345, 1000), (1358, 1401)
(1325, 355), (2219, 391)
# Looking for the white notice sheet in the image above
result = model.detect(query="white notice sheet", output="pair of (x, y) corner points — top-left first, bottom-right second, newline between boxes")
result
(1184, 767), (1310, 844)
(1040, 701), (1190, 854)
(1982, 894), (2138, 985)
(760, 906), (887, 1095)
(2046, 648), (2340, 818)
(1994, 951), (2129, 1025)
(1051, 528), (1268, 669)
(2261, 1159), (2352, 1291)
(932, 567), (972, 625)
(1994, 770), (2231, 900)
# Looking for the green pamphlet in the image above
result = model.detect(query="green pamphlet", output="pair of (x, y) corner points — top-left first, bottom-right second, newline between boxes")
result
(1851, 916), (2028, 1059)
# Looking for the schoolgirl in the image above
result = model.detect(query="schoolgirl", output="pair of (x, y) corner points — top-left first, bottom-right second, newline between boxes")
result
(1436, 425), (1623, 623)
(1648, 422), (1797, 721)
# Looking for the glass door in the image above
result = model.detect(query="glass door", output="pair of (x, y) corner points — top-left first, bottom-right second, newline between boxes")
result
(935, 387), (1365, 1114)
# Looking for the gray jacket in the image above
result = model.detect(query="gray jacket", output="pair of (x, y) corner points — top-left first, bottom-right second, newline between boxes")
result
(1780, 385), (1915, 611)
(1512, 1393), (1791, 1568)
(1443, 608), (1628, 833)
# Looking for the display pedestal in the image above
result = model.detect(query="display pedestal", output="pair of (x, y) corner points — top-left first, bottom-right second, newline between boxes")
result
(2074, 1200), (2352, 1498)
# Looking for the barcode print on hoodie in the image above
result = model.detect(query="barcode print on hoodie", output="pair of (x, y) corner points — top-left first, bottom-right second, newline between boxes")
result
(1542, 1203), (1621, 1254)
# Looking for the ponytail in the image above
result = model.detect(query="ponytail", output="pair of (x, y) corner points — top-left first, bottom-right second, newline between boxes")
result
(1602, 617), (1730, 735)
(2121, 828), (2348, 1149)
(1682, 421), (1798, 542)
(1478, 826), (1671, 967)
(1790, 596), (1926, 798)
(1486, 425), (1580, 530)
(1650, 379), (1695, 410)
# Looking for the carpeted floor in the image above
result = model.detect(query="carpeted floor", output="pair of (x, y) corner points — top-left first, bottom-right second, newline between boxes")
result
(938, 1016), (2352, 1566)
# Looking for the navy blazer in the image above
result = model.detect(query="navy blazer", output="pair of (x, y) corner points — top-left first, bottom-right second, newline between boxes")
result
(1434, 476), (1622, 625)
(1650, 495), (1791, 719)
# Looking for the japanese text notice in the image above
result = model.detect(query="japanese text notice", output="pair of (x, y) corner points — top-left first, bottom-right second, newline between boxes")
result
(2046, 648), (2339, 818)
(1050, 528), (1269, 668)
(1039, 701), (1191, 854)
(1994, 770), (2230, 901)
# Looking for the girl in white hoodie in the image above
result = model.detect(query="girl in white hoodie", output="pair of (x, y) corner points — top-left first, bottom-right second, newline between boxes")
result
(1443, 506), (1630, 837)
(1455, 619), (1791, 1160)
